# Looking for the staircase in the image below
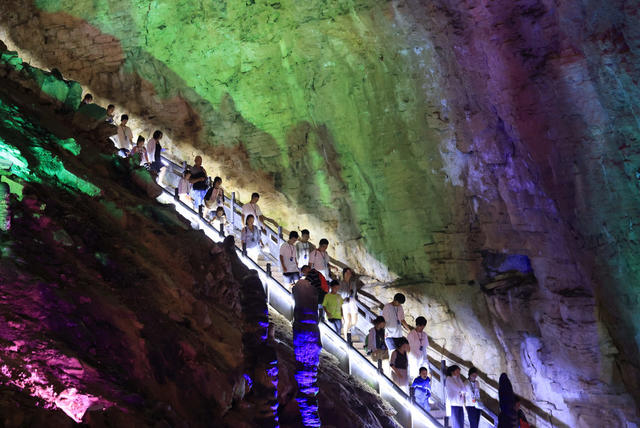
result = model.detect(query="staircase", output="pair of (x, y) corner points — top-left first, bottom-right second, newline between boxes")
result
(152, 153), (505, 428)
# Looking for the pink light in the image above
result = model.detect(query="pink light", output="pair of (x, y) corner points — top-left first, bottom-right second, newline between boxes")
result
(55, 388), (101, 423)
(0, 361), (112, 423)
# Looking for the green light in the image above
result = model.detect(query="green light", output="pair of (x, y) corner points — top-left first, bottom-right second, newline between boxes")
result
(29, 146), (100, 196)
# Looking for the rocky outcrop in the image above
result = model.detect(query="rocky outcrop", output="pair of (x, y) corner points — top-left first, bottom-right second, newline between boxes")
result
(1, 0), (639, 425)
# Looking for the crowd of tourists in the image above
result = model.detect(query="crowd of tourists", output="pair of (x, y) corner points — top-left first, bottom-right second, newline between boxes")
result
(102, 99), (531, 428)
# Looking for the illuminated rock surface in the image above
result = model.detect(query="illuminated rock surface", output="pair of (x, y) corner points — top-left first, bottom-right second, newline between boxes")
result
(1, 0), (640, 425)
(0, 54), (396, 426)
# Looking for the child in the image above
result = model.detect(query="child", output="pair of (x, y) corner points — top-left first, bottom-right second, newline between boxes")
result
(390, 337), (410, 391)
(211, 206), (231, 235)
(367, 315), (389, 361)
(322, 280), (343, 334)
(412, 367), (431, 411)
(178, 170), (192, 202)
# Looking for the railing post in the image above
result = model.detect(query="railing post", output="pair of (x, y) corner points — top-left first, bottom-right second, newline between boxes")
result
(174, 187), (178, 201)
(377, 358), (383, 374)
(231, 192), (236, 226)
(242, 242), (247, 256)
(198, 204), (203, 218)
(277, 225), (283, 242)
(266, 263), (272, 277)
(441, 359), (447, 408)
(347, 332), (352, 346)
(219, 222), (225, 237)
(410, 386), (415, 404)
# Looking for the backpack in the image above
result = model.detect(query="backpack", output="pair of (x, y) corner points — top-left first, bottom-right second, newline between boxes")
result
(307, 269), (328, 304)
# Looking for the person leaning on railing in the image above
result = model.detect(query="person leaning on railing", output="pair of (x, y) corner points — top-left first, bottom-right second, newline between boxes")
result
(241, 192), (276, 231)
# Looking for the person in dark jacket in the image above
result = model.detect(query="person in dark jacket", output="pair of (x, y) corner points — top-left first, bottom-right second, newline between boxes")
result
(498, 373), (518, 428)
(412, 367), (431, 411)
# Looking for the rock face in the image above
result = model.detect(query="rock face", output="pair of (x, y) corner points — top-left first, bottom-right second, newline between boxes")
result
(1, 0), (639, 425)
(0, 55), (396, 427)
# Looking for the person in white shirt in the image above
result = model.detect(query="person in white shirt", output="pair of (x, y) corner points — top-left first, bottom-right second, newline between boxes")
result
(308, 238), (330, 279)
(295, 229), (315, 268)
(242, 192), (274, 229)
(241, 214), (262, 260)
(146, 130), (163, 173)
(211, 206), (232, 236)
(115, 114), (134, 154)
(464, 367), (482, 428)
(382, 293), (412, 351)
(280, 231), (300, 284)
(445, 365), (466, 428)
(407, 316), (429, 377)
(339, 267), (361, 336)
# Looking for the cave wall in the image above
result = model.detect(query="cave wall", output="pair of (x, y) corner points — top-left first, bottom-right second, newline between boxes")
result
(1, 0), (639, 425)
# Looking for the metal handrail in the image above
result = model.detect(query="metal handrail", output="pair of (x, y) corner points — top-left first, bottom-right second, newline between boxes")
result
(156, 181), (444, 428)
(159, 154), (501, 427)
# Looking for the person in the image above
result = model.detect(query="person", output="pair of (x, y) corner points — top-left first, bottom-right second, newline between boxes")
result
(242, 192), (273, 229)
(407, 316), (429, 377)
(498, 373), (518, 428)
(189, 155), (208, 210)
(105, 104), (115, 124)
(295, 229), (315, 268)
(322, 281), (343, 334)
(211, 206), (231, 235)
(382, 293), (412, 351)
(292, 275), (318, 326)
(279, 231), (300, 284)
(445, 365), (466, 428)
(339, 267), (361, 337)
(79, 93), (92, 107)
(301, 265), (328, 318)
(116, 114), (134, 154)
(465, 367), (482, 428)
(146, 130), (163, 173)
(209, 176), (224, 206)
(412, 367), (431, 411)
(309, 238), (330, 279)
(177, 170), (192, 201)
(389, 337), (410, 391)
(241, 214), (262, 260)
(367, 315), (388, 362)
(515, 397), (530, 428)
(204, 176), (224, 218)
(130, 136), (149, 165)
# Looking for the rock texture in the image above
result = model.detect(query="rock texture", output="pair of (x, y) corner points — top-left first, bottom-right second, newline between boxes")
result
(1, 0), (639, 425)
(0, 54), (396, 427)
